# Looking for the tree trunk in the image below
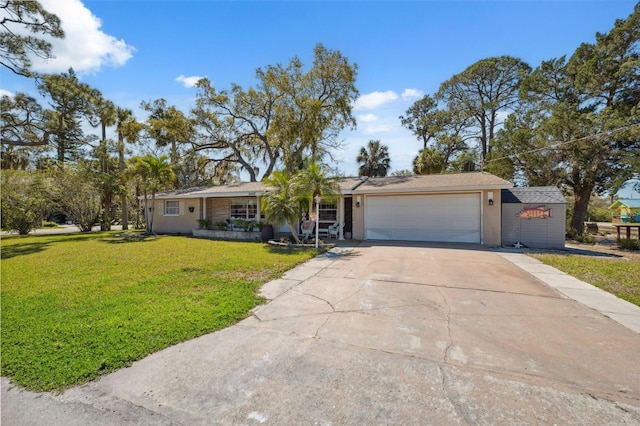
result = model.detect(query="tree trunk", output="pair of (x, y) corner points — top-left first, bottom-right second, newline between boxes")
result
(135, 182), (142, 229)
(100, 122), (112, 231)
(287, 219), (300, 243)
(143, 189), (149, 234)
(148, 192), (156, 234)
(119, 134), (128, 230)
(101, 197), (112, 231)
(570, 185), (593, 234)
(57, 139), (65, 167)
(480, 117), (488, 161)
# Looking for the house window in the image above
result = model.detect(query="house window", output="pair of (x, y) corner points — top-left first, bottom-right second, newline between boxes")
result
(230, 200), (257, 220)
(319, 203), (337, 223)
(164, 200), (180, 216)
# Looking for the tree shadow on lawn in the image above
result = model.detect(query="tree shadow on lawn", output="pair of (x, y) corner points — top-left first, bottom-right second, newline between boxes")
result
(0, 233), (99, 259)
(264, 244), (363, 261)
(0, 240), (54, 259)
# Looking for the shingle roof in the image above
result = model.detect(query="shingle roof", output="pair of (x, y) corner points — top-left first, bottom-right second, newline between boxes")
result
(152, 173), (513, 199)
(354, 172), (513, 194)
(501, 187), (567, 204)
(152, 182), (266, 199)
(152, 177), (368, 199)
(191, 181), (266, 197)
(337, 177), (368, 192)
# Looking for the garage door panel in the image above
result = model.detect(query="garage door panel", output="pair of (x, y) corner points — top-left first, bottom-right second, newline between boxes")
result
(365, 194), (481, 243)
(366, 228), (394, 240)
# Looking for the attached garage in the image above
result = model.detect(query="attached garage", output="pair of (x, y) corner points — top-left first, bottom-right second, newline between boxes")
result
(365, 193), (481, 243)
(352, 173), (513, 246)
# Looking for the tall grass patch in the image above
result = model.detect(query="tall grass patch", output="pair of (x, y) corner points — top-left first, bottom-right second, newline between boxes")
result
(1, 232), (317, 391)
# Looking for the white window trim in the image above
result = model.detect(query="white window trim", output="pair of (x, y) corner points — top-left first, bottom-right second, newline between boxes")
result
(318, 202), (337, 224)
(230, 199), (258, 221)
(164, 200), (180, 216)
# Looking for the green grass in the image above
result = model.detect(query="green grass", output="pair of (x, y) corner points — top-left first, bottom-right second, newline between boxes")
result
(1, 232), (318, 392)
(529, 253), (640, 307)
(40, 221), (62, 228)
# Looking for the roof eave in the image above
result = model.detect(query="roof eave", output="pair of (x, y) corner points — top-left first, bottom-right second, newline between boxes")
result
(142, 190), (267, 200)
(354, 183), (512, 194)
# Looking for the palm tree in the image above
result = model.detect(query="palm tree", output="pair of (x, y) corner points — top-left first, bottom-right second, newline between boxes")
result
(413, 148), (446, 175)
(293, 160), (340, 209)
(356, 140), (391, 177)
(130, 154), (174, 234)
(452, 149), (479, 172)
(261, 170), (305, 243)
(116, 108), (142, 230)
(90, 96), (116, 230)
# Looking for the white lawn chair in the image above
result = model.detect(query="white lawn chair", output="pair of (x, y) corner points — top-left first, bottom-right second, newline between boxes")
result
(327, 221), (342, 239)
(300, 220), (315, 242)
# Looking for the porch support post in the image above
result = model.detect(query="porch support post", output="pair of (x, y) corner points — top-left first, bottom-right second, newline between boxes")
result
(339, 196), (345, 240)
(202, 197), (207, 220)
(256, 195), (261, 221)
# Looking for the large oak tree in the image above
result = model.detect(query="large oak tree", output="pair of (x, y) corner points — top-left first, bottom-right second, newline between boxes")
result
(495, 4), (640, 233)
(191, 44), (358, 181)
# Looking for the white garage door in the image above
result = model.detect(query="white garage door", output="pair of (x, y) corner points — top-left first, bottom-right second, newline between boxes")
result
(365, 194), (481, 243)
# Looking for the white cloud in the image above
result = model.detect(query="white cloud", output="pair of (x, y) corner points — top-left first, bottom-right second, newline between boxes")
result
(353, 91), (398, 110)
(26, 0), (135, 74)
(0, 89), (14, 98)
(401, 88), (424, 101)
(358, 113), (378, 123)
(495, 110), (511, 124)
(176, 75), (205, 88)
(364, 125), (391, 135)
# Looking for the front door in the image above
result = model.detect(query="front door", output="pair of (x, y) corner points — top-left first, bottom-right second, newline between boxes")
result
(344, 196), (353, 235)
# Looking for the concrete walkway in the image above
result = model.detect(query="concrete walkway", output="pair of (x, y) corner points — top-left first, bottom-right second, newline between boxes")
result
(500, 252), (640, 333)
(2, 242), (639, 425)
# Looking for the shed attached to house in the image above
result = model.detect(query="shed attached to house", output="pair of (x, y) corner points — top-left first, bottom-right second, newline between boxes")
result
(501, 187), (567, 249)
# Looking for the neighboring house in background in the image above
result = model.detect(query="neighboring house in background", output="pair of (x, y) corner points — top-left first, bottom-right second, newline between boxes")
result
(146, 172), (515, 246)
(609, 199), (640, 223)
(501, 187), (567, 249)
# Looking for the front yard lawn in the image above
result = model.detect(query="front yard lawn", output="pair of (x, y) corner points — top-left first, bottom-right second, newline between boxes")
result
(1, 232), (317, 392)
(528, 253), (640, 307)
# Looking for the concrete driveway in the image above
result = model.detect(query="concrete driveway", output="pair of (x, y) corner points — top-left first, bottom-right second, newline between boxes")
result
(2, 242), (640, 425)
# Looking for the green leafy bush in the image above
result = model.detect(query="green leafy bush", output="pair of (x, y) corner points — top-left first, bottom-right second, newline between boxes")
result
(1, 171), (51, 235)
(619, 238), (640, 251)
(567, 229), (595, 244)
(197, 219), (211, 229)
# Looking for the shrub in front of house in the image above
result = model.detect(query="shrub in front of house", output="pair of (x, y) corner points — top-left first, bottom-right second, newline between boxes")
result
(197, 219), (211, 230)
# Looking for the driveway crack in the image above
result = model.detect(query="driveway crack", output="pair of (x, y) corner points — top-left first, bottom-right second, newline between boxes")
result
(439, 365), (471, 425)
(296, 290), (336, 312)
(438, 287), (453, 363)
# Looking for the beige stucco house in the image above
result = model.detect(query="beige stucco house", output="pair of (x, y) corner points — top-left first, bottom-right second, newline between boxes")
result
(146, 172), (513, 246)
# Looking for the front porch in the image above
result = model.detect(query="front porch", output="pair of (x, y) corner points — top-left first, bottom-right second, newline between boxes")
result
(197, 194), (351, 241)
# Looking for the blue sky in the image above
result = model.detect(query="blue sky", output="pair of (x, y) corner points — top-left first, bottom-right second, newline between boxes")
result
(1, 0), (638, 193)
